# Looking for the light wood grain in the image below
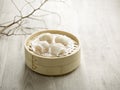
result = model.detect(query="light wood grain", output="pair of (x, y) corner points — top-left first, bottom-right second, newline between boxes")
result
(0, 0), (120, 90)
(73, 0), (120, 90)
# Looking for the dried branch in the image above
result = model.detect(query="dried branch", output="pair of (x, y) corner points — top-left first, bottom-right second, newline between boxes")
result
(0, 0), (63, 36)
(0, 0), (48, 36)
(24, 0), (35, 10)
(11, 0), (23, 16)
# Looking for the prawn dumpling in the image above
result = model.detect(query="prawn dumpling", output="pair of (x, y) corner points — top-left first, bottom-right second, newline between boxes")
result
(31, 40), (49, 54)
(51, 43), (66, 56)
(39, 33), (53, 43)
(32, 44), (43, 55)
(38, 41), (49, 53)
(55, 35), (70, 46)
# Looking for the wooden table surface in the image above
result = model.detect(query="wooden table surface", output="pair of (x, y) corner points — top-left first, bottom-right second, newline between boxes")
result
(0, 0), (120, 90)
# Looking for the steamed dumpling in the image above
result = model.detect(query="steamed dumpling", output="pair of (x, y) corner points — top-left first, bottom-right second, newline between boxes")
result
(38, 41), (49, 53)
(55, 35), (70, 46)
(31, 41), (49, 54)
(39, 33), (53, 43)
(32, 44), (43, 55)
(51, 43), (66, 56)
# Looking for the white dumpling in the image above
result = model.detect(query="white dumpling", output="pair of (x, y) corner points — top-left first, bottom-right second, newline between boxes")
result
(39, 33), (53, 43)
(32, 44), (43, 55)
(55, 35), (70, 46)
(38, 41), (49, 53)
(31, 40), (49, 54)
(50, 43), (66, 56)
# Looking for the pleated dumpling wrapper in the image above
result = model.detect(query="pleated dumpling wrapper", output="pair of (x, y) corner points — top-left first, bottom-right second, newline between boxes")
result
(31, 40), (49, 55)
(50, 43), (66, 56)
(55, 35), (73, 46)
(39, 33), (53, 43)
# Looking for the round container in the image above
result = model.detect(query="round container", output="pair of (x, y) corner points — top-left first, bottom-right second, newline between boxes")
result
(24, 30), (80, 76)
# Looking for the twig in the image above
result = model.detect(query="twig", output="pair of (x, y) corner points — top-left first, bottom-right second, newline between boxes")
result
(0, 0), (64, 36)
(24, 0), (35, 10)
(11, 0), (23, 16)
(0, 0), (48, 35)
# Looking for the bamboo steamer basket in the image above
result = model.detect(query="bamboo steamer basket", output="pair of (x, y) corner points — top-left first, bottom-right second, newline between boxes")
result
(24, 30), (80, 76)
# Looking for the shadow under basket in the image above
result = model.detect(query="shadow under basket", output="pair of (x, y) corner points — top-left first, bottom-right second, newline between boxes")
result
(24, 30), (81, 76)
